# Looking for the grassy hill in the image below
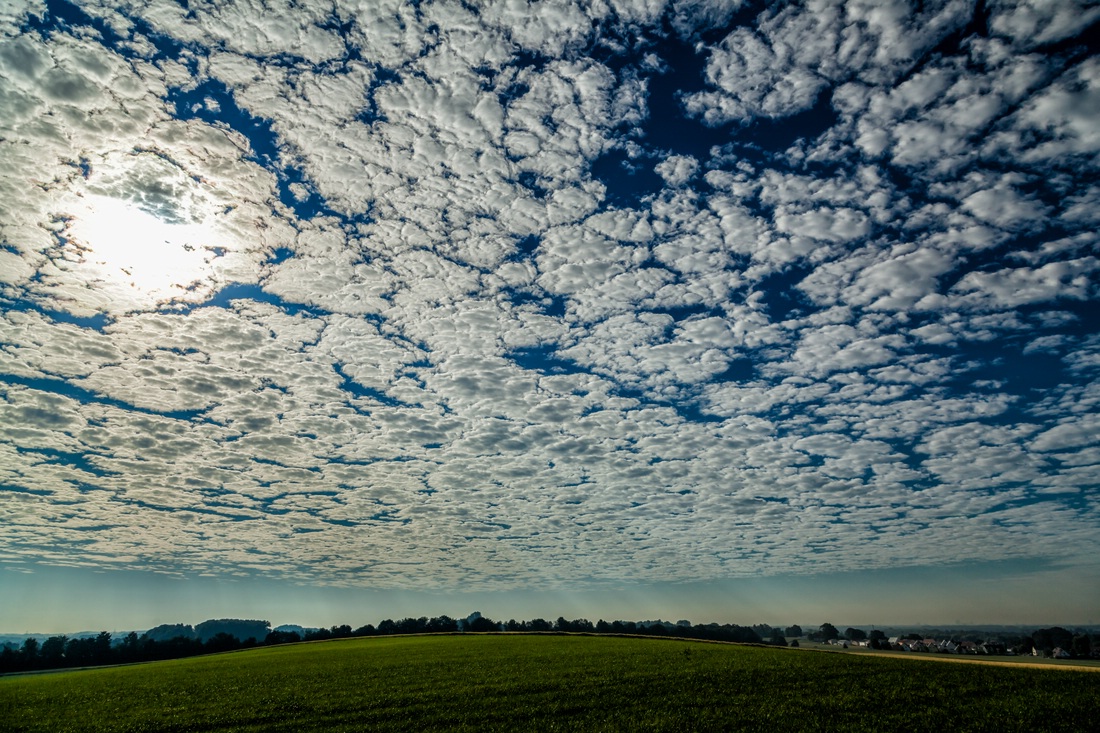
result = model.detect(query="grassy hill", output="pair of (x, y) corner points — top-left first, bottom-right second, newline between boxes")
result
(1, 634), (1096, 731)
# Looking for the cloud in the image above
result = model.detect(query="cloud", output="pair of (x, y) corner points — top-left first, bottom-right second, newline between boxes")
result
(950, 258), (1098, 309)
(654, 154), (699, 186)
(988, 0), (1100, 47)
(0, 0), (1097, 601)
(683, 0), (973, 124)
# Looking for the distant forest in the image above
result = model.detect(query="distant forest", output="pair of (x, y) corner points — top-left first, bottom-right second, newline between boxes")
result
(2, 614), (1095, 674)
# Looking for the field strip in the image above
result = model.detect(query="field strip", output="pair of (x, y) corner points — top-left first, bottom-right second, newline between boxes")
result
(809, 648), (1100, 672)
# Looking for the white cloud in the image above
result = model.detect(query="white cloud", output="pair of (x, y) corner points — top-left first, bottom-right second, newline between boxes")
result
(989, 0), (1100, 47)
(1011, 56), (1100, 165)
(683, 0), (973, 124)
(962, 182), (1050, 229)
(775, 206), (870, 243)
(654, 154), (699, 186)
(950, 257), (1098, 309)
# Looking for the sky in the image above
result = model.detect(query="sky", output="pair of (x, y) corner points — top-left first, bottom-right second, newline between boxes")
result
(0, 0), (1098, 634)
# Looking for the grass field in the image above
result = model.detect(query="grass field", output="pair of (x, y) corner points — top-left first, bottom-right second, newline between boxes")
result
(2, 634), (1097, 732)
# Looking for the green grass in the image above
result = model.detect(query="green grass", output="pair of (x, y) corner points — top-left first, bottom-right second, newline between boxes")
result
(1, 634), (1097, 732)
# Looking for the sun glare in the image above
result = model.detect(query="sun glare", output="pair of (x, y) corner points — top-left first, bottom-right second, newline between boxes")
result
(67, 194), (221, 303)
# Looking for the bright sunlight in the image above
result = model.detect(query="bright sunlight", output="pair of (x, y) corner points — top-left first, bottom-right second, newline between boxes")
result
(66, 193), (222, 305)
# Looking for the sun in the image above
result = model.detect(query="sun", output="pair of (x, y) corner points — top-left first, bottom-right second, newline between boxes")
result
(59, 152), (232, 311)
(69, 194), (219, 295)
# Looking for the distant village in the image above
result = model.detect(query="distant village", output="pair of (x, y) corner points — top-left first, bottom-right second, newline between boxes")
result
(803, 623), (1095, 660)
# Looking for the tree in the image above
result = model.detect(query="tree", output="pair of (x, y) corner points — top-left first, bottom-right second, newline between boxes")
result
(118, 632), (140, 662)
(195, 619), (270, 644)
(395, 618), (427, 634)
(753, 624), (773, 638)
(527, 618), (552, 632)
(205, 632), (241, 653)
(265, 630), (301, 645)
(820, 623), (839, 641)
(427, 616), (458, 633)
(40, 636), (67, 667)
(92, 632), (113, 665)
(65, 637), (96, 666)
(21, 637), (39, 667)
(868, 629), (887, 642)
(1072, 634), (1092, 659)
(785, 625), (803, 638)
(142, 624), (195, 643)
(768, 628), (787, 646)
(467, 615), (499, 633)
(0, 645), (20, 673)
(845, 627), (867, 642)
(1033, 627), (1073, 654)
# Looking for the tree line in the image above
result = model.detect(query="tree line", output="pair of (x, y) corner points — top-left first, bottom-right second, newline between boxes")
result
(0, 613), (778, 674)
(5, 616), (1093, 674)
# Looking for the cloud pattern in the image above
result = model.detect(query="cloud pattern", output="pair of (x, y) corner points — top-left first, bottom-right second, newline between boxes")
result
(0, 0), (1097, 593)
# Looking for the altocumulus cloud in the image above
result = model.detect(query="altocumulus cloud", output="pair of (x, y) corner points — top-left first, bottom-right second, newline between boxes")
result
(0, 0), (1097, 597)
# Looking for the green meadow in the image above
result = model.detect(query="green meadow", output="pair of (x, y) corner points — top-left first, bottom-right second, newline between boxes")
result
(1, 634), (1096, 732)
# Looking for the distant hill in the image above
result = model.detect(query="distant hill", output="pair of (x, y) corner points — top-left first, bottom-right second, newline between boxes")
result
(141, 619), (271, 644)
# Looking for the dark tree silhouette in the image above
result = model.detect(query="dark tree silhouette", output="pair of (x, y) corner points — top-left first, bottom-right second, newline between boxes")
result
(20, 637), (39, 668)
(118, 631), (140, 662)
(93, 632), (113, 664)
(143, 624), (195, 643)
(205, 632), (242, 653)
(265, 630), (302, 645)
(0, 645), (20, 673)
(467, 615), (499, 633)
(195, 619), (270, 644)
(427, 616), (458, 633)
(396, 618), (427, 634)
(40, 636), (67, 666)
